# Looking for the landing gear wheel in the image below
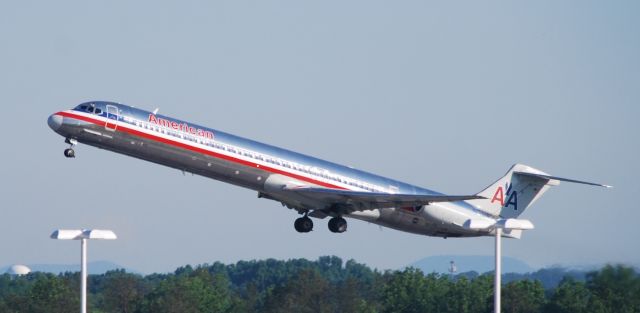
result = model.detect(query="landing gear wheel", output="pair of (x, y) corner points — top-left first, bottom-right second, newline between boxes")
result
(64, 148), (75, 158)
(63, 138), (77, 158)
(294, 216), (313, 233)
(328, 217), (347, 233)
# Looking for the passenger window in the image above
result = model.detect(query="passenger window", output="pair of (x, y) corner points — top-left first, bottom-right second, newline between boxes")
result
(95, 108), (102, 114)
(87, 107), (94, 113)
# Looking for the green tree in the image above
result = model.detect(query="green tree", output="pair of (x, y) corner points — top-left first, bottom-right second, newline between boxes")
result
(263, 269), (332, 313)
(468, 274), (493, 313)
(228, 282), (260, 313)
(443, 276), (472, 313)
(0, 274), (30, 299)
(586, 265), (640, 313)
(502, 280), (545, 313)
(26, 274), (79, 313)
(334, 276), (378, 313)
(0, 273), (34, 312)
(101, 270), (146, 313)
(381, 268), (451, 313)
(545, 277), (591, 313)
(141, 268), (232, 313)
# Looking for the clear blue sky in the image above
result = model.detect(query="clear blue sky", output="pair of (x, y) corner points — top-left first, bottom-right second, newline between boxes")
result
(0, 1), (638, 273)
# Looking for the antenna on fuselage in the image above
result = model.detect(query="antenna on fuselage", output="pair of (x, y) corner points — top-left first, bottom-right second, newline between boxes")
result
(152, 108), (159, 115)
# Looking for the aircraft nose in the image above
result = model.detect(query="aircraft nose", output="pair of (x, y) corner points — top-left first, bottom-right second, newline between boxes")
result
(47, 114), (63, 131)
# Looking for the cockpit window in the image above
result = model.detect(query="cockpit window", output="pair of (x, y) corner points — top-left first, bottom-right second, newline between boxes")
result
(74, 104), (103, 114)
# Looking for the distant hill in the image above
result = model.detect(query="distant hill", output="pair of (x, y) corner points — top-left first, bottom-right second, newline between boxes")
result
(409, 255), (534, 274)
(1, 261), (136, 275)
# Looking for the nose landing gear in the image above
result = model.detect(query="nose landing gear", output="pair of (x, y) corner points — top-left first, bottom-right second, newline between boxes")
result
(63, 138), (78, 158)
(64, 148), (75, 158)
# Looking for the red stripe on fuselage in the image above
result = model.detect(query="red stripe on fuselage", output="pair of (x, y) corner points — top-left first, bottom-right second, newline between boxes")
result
(56, 111), (349, 190)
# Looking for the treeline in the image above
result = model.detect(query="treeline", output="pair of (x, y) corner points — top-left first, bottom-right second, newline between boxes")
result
(0, 256), (638, 313)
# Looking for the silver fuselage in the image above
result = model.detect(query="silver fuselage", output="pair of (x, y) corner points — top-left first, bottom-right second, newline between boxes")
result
(48, 101), (495, 238)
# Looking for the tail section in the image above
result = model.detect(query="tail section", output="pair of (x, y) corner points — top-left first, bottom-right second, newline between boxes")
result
(469, 164), (610, 218)
(469, 164), (558, 218)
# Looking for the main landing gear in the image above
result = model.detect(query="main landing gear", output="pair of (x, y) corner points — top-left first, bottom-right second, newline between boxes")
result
(293, 215), (348, 233)
(328, 217), (347, 233)
(294, 214), (314, 233)
(64, 138), (77, 158)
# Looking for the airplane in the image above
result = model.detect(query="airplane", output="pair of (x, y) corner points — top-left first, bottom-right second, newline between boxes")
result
(47, 102), (610, 238)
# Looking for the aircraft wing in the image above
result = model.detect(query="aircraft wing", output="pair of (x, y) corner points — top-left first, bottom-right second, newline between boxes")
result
(283, 187), (484, 213)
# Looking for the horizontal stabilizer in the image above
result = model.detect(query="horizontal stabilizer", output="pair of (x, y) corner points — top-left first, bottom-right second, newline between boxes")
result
(463, 219), (494, 230)
(463, 218), (534, 230)
(498, 218), (534, 230)
(514, 171), (612, 188)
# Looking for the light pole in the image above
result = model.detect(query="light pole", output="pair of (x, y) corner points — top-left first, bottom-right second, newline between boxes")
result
(494, 227), (502, 313)
(465, 218), (534, 313)
(492, 219), (534, 313)
(51, 229), (117, 313)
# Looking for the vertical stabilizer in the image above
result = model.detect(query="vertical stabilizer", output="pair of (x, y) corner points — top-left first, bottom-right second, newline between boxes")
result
(467, 164), (558, 218)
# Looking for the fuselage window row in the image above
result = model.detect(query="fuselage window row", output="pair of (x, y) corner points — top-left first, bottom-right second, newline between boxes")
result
(117, 114), (381, 192)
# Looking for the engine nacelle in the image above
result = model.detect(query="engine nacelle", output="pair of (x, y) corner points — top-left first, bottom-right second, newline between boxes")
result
(421, 203), (471, 226)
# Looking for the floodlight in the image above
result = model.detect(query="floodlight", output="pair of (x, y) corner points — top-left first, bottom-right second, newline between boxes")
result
(51, 229), (117, 313)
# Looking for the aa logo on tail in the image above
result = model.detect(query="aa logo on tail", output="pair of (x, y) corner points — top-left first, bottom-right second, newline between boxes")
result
(491, 183), (518, 210)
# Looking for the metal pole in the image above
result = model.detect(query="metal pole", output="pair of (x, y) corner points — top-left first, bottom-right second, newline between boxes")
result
(494, 227), (502, 313)
(81, 238), (87, 313)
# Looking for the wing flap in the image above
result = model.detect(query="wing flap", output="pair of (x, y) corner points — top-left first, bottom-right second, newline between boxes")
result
(284, 187), (484, 212)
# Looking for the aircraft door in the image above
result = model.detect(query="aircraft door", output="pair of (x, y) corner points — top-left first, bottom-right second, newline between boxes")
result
(105, 105), (118, 131)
